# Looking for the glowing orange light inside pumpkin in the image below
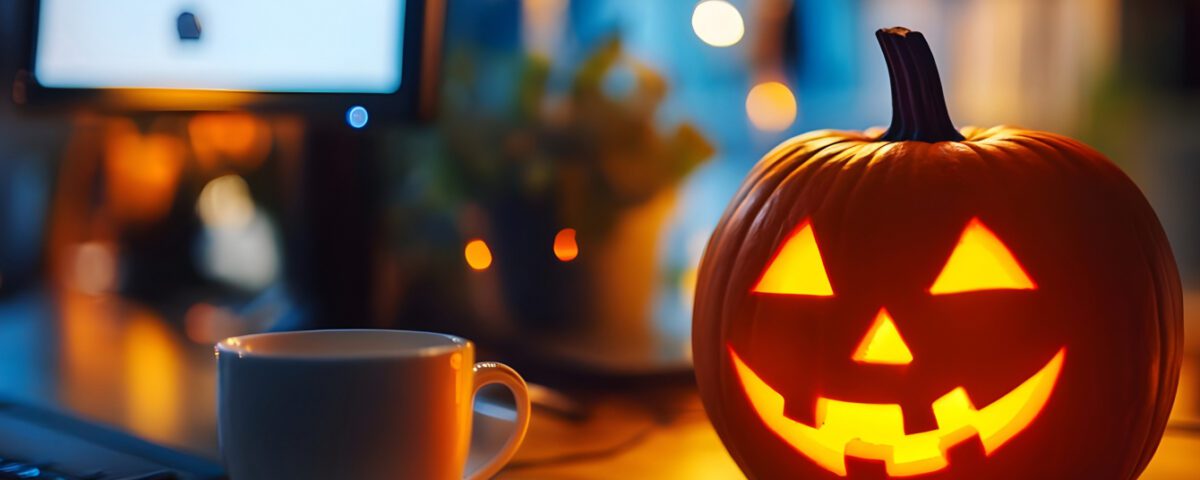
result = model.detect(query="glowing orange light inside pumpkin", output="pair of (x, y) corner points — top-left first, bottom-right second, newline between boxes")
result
(729, 346), (1065, 477)
(852, 309), (913, 366)
(464, 239), (493, 271)
(752, 221), (833, 296)
(929, 218), (1036, 294)
(553, 228), (579, 262)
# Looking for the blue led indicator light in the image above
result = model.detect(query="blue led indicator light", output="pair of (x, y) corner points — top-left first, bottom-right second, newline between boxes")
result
(346, 106), (369, 129)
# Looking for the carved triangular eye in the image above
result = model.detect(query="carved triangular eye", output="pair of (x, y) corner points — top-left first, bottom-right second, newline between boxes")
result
(753, 221), (834, 296)
(929, 218), (1036, 294)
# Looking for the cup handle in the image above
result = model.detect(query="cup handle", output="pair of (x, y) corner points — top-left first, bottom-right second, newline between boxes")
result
(465, 362), (531, 480)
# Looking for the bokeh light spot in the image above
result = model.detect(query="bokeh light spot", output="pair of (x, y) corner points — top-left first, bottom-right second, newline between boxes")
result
(70, 242), (118, 295)
(197, 174), (255, 229)
(692, 0), (745, 47)
(553, 228), (579, 262)
(465, 239), (493, 271)
(188, 113), (271, 171)
(346, 105), (369, 129)
(105, 128), (184, 224)
(746, 81), (797, 132)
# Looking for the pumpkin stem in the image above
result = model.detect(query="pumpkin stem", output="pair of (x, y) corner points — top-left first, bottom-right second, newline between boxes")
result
(876, 27), (964, 142)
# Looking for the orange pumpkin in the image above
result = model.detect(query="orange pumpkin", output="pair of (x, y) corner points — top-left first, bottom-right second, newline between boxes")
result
(693, 27), (1182, 479)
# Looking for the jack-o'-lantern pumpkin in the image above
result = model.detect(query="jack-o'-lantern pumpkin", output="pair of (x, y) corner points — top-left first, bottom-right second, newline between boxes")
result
(692, 27), (1182, 479)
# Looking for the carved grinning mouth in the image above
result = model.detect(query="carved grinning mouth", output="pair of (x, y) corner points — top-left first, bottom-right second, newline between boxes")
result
(727, 345), (1065, 477)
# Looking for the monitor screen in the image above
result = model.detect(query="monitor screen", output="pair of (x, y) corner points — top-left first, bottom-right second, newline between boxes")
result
(33, 0), (405, 94)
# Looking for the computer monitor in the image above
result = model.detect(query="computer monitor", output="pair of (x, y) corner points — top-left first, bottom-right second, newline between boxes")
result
(15, 0), (443, 120)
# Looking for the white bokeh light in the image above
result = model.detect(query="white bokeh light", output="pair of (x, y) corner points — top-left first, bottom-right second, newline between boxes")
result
(691, 0), (745, 48)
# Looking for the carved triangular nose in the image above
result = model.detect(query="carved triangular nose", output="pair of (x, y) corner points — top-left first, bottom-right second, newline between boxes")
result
(852, 308), (914, 365)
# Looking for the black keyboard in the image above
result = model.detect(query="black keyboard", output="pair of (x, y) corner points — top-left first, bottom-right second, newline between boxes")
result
(0, 400), (224, 480)
(0, 460), (168, 480)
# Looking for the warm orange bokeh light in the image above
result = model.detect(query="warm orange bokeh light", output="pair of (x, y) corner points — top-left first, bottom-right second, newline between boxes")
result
(930, 218), (1036, 294)
(105, 130), (185, 224)
(753, 221), (833, 296)
(746, 81), (798, 132)
(465, 239), (493, 271)
(553, 228), (579, 262)
(852, 309), (914, 366)
(729, 346), (1065, 477)
(189, 113), (271, 171)
(125, 310), (184, 441)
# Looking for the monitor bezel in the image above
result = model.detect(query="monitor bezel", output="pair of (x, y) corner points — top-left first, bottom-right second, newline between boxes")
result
(13, 0), (443, 121)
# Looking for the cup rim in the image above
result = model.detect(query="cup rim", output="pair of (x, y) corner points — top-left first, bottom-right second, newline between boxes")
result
(216, 329), (470, 360)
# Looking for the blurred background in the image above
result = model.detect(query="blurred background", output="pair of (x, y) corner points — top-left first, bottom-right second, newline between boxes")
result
(0, 0), (1197, 477)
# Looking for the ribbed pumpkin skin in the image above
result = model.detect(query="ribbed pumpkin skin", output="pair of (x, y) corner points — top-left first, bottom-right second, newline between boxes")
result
(693, 126), (1182, 479)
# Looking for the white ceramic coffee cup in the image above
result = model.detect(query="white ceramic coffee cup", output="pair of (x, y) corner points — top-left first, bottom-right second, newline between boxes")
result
(216, 329), (531, 480)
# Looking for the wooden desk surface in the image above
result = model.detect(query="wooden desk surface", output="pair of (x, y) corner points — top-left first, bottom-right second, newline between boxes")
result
(0, 291), (1196, 479)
